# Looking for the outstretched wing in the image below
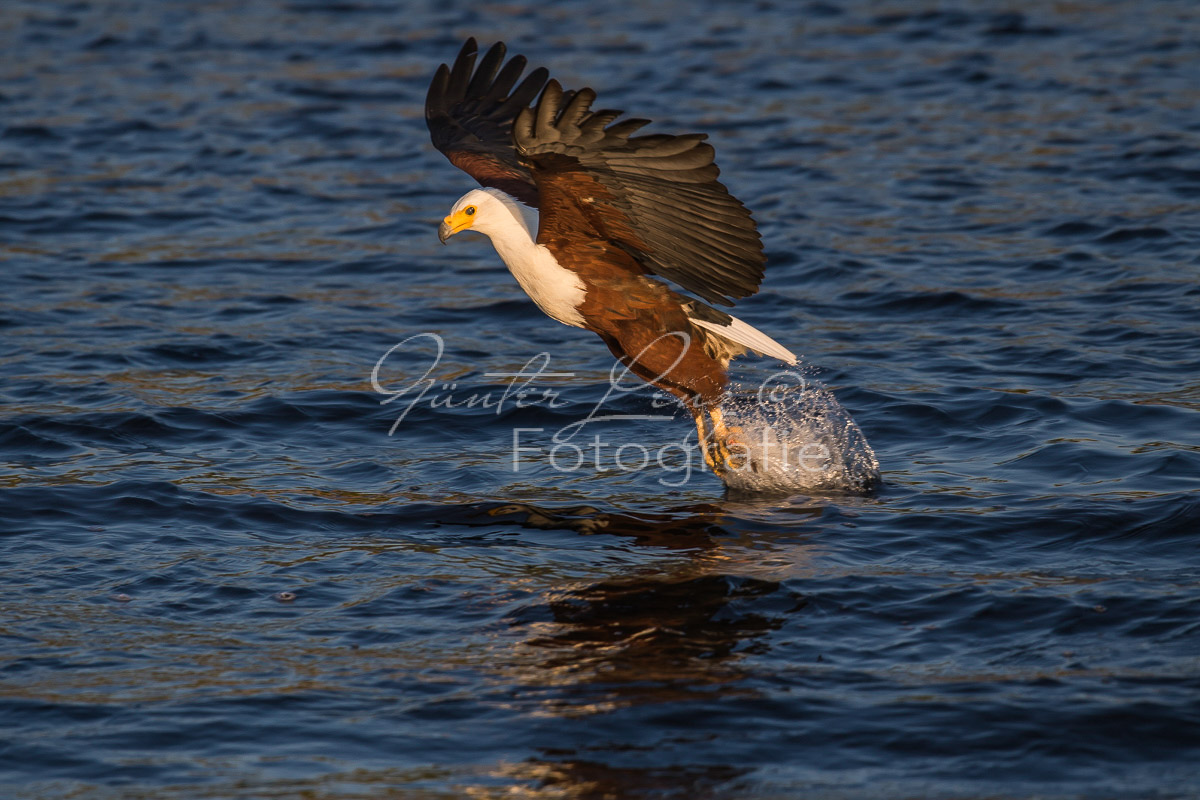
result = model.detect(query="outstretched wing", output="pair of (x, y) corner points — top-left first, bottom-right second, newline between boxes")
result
(425, 38), (549, 207)
(513, 81), (765, 307)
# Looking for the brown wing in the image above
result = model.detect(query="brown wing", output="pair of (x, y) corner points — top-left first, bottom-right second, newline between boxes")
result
(513, 81), (765, 306)
(425, 38), (549, 207)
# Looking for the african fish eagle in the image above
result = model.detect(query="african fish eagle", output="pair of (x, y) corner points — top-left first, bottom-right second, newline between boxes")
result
(425, 38), (797, 475)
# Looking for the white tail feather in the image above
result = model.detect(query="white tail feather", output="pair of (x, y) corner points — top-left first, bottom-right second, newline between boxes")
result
(690, 315), (798, 365)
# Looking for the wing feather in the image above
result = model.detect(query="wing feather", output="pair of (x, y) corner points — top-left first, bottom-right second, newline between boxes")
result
(425, 38), (550, 206)
(515, 82), (765, 305)
(463, 40), (505, 100)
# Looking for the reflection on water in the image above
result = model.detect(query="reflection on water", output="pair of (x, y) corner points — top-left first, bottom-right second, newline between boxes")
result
(487, 758), (751, 800)
(465, 503), (816, 797)
(511, 572), (789, 710)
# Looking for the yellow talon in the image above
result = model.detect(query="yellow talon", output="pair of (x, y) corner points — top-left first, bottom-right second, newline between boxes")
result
(693, 406), (750, 476)
(692, 410), (722, 473)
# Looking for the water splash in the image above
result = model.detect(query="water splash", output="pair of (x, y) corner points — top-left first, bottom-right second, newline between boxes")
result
(717, 371), (880, 495)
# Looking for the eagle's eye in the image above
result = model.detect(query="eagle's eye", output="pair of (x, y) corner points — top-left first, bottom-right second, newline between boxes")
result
(465, 206), (476, 216)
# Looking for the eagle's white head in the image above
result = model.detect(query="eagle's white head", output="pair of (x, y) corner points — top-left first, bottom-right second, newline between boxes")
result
(438, 187), (538, 245)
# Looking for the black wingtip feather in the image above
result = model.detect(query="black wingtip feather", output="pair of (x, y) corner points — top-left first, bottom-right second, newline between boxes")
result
(484, 54), (527, 104)
(424, 63), (450, 118)
(445, 39), (477, 101)
(464, 41), (506, 100)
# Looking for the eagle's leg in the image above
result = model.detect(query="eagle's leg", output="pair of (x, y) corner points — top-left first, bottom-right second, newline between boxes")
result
(691, 407), (723, 473)
(708, 405), (746, 471)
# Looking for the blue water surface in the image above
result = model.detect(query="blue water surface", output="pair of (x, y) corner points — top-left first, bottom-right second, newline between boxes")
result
(2, 1), (1199, 798)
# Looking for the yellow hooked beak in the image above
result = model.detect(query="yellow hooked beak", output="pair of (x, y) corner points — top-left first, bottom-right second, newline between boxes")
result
(438, 208), (475, 244)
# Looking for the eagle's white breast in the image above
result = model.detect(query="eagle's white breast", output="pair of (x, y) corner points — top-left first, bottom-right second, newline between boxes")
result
(454, 188), (586, 328)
